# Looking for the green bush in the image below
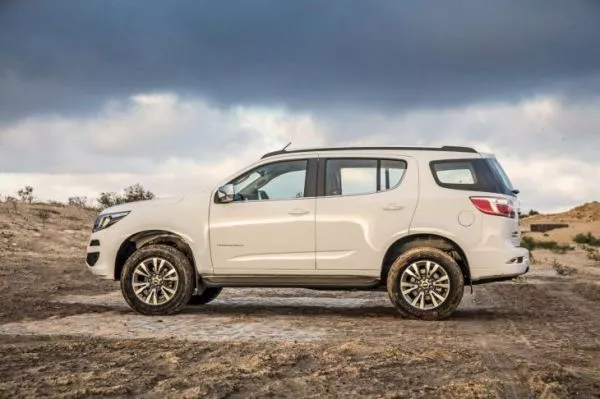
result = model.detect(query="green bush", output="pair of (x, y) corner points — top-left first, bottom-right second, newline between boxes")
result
(520, 236), (536, 251)
(68, 196), (88, 208)
(97, 184), (155, 209)
(583, 246), (600, 263)
(573, 232), (600, 247)
(17, 186), (34, 203)
(521, 236), (574, 254)
(520, 209), (540, 219)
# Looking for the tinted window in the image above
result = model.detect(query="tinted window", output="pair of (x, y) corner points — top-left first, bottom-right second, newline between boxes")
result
(380, 160), (407, 190)
(430, 158), (514, 195)
(486, 158), (514, 192)
(432, 161), (477, 185)
(326, 159), (377, 196)
(325, 158), (407, 196)
(231, 160), (307, 201)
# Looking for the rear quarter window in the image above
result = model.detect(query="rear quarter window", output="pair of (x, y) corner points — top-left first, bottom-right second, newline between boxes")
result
(432, 161), (477, 185)
(430, 158), (514, 195)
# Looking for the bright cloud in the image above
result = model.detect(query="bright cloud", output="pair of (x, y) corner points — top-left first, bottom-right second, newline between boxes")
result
(1, 93), (598, 212)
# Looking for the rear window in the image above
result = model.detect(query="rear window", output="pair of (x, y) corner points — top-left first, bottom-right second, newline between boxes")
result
(487, 157), (515, 192)
(430, 158), (515, 195)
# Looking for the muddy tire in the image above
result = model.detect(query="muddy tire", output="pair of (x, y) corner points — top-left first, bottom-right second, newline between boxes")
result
(387, 247), (464, 320)
(188, 287), (223, 306)
(121, 245), (196, 316)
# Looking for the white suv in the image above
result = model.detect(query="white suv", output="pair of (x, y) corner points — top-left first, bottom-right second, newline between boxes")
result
(86, 146), (529, 320)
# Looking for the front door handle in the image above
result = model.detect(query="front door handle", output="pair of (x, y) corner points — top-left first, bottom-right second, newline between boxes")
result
(383, 204), (404, 211)
(288, 209), (309, 216)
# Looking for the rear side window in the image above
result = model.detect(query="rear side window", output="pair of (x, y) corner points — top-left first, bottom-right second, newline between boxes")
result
(430, 158), (514, 195)
(325, 158), (407, 196)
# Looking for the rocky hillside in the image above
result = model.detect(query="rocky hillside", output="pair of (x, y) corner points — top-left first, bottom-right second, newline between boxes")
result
(0, 201), (97, 259)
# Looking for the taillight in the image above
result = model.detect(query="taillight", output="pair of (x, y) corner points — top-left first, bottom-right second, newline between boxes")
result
(470, 197), (515, 218)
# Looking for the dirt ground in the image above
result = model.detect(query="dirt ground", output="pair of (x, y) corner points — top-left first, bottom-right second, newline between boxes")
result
(1, 202), (599, 398)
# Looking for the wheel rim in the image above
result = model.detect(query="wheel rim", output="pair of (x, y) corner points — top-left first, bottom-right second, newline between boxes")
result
(400, 260), (450, 311)
(132, 258), (179, 306)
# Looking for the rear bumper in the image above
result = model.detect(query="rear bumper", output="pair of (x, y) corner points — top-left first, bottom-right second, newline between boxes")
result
(471, 266), (529, 285)
(468, 245), (530, 282)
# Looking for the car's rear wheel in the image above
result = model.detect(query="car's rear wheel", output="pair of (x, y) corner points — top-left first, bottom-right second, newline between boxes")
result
(121, 245), (195, 315)
(188, 287), (223, 305)
(387, 247), (464, 320)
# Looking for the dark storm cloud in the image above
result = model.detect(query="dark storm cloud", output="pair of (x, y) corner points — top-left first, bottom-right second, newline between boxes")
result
(1, 0), (600, 122)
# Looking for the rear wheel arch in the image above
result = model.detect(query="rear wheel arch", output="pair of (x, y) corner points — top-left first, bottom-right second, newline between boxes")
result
(114, 230), (197, 283)
(381, 234), (471, 284)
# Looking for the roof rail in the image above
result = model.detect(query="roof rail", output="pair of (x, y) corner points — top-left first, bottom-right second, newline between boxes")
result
(261, 145), (477, 159)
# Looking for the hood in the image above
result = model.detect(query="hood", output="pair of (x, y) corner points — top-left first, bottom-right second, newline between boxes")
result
(100, 196), (185, 215)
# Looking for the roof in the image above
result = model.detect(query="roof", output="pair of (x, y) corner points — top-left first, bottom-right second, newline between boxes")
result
(261, 145), (478, 159)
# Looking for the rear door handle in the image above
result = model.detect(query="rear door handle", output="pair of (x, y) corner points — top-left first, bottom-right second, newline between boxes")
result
(288, 209), (309, 216)
(383, 204), (404, 211)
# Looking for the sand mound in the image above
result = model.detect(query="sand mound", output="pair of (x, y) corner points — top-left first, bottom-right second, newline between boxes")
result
(527, 201), (600, 223)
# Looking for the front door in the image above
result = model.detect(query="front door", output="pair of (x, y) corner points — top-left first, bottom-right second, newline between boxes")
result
(210, 158), (316, 273)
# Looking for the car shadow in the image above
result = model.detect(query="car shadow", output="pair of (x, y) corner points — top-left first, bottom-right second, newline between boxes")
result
(180, 303), (401, 318)
(170, 302), (531, 321)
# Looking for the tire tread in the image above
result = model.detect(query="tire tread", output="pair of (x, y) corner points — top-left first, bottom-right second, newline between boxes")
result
(387, 247), (464, 320)
(120, 244), (195, 316)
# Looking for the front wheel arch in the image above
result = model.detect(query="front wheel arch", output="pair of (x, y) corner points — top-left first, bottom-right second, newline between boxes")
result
(114, 230), (197, 285)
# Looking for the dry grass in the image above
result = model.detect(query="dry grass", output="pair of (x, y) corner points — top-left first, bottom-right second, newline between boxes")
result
(551, 259), (577, 276)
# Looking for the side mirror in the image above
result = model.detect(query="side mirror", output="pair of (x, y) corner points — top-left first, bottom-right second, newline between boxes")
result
(216, 184), (235, 203)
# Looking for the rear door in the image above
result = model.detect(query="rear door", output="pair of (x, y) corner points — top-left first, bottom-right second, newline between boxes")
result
(315, 154), (419, 271)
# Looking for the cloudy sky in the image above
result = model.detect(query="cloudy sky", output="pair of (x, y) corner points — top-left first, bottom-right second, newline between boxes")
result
(1, 0), (599, 212)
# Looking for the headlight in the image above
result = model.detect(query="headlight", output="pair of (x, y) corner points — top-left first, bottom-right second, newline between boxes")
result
(93, 211), (130, 232)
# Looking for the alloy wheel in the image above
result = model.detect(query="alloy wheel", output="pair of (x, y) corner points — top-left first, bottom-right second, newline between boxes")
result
(131, 257), (180, 306)
(400, 260), (451, 310)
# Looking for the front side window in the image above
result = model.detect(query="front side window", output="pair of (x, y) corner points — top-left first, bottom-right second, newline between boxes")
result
(230, 160), (307, 201)
(325, 158), (407, 196)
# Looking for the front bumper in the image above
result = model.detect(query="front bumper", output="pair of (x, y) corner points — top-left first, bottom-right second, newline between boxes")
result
(85, 230), (122, 280)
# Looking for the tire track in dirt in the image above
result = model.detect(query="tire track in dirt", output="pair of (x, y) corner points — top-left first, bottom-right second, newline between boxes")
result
(468, 281), (600, 398)
(543, 282), (600, 324)
(465, 286), (530, 399)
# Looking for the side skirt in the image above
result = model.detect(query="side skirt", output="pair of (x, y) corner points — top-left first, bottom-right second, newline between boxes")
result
(202, 274), (381, 290)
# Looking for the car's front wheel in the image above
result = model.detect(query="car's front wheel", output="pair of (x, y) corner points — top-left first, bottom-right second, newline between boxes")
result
(121, 245), (195, 315)
(387, 247), (464, 320)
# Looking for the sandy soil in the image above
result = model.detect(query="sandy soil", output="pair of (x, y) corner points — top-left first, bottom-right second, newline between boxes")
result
(1, 202), (600, 398)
